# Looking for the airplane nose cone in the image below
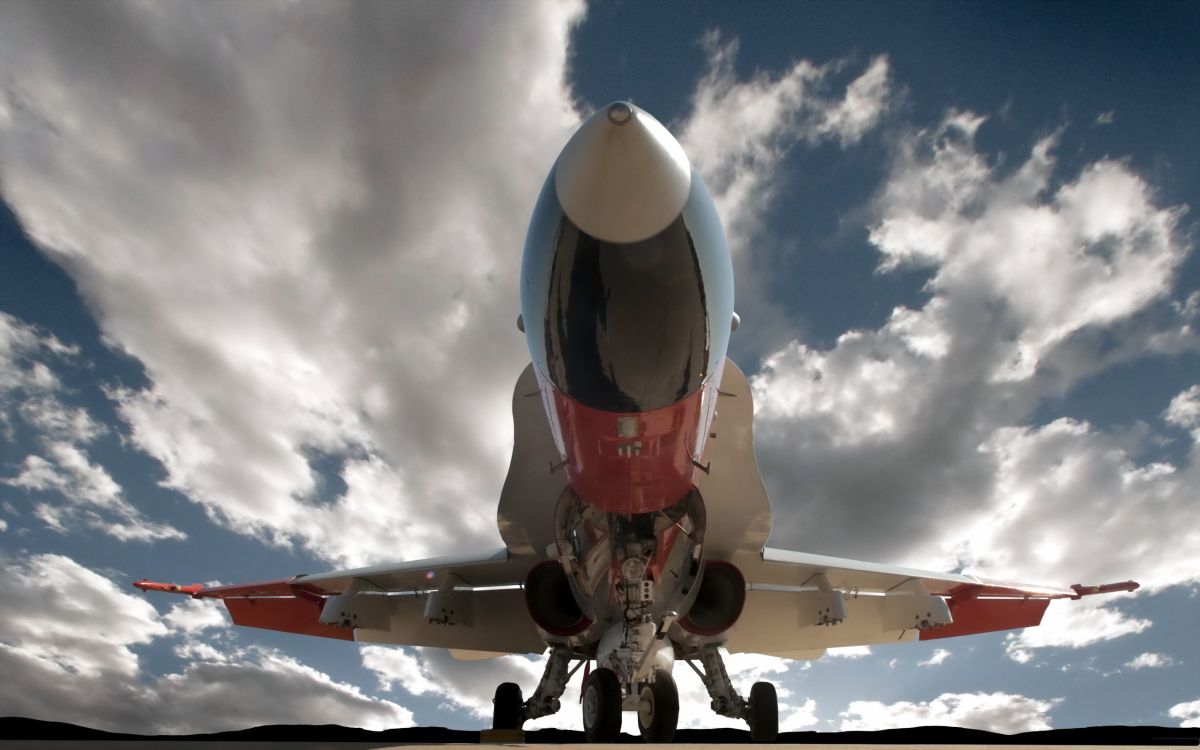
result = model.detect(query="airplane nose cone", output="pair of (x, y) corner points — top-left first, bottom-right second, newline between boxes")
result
(555, 101), (692, 244)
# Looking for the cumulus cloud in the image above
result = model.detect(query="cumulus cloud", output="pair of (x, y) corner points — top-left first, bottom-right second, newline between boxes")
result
(0, 2), (901, 572)
(0, 0), (586, 567)
(680, 36), (891, 245)
(919, 648), (951, 667)
(1, 553), (167, 679)
(749, 110), (1195, 658)
(1169, 699), (1200, 728)
(678, 37), (893, 358)
(163, 597), (229, 635)
(0, 552), (410, 733)
(1165, 385), (1200, 439)
(1004, 598), (1151, 664)
(6, 441), (184, 541)
(0, 313), (178, 541)
(1124, 652), (1174, 670)
(839, 691), (1060, 732)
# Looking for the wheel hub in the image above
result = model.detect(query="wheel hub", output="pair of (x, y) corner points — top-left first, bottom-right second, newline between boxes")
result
(582, 686), (598, 726)
(638, 690), (655, 725)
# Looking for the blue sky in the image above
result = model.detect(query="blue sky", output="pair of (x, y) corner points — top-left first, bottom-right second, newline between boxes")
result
(1, 0), (1198, 734)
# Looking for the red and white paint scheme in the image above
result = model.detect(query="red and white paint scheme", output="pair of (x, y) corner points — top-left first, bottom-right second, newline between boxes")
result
(136, 102), (1138, 743)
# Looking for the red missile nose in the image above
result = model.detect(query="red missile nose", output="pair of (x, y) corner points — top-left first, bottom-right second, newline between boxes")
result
(554, 101), (692, 244)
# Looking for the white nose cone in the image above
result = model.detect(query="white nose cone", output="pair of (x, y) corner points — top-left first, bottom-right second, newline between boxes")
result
(555, 102), (692, 244)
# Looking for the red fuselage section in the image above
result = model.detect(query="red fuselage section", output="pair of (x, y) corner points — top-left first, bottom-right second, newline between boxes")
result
(545, 375), (717, 515)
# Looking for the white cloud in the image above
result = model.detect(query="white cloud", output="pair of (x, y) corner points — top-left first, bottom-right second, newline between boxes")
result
(1124, 652), (1174, 670)
(4, 441), (184, 541)
(0, 552), (411, 733)
(919, 648), (951, 667)
(1169, 698), (1200, 728)
(17, 396), (106, 444)
(1165, 385), (1200, 437)
(680, 37), (891, 246)
(815, 56), (894, 145)
(1004, 598), (1151, 663)
(1, 553), (167, 679)
(0, 312), (80, 442)
(826, 646), (872, 659)
(0, 312), (179, 542)
(748, 109), (1195, 660)
(678, 38), (893, 357)
(839, 692), (1060, 732)
(1095, 111), (1115, 126)
(163, 598), (229, 635)
(780, 697), (820, 731)
(0, 1), (586, 568)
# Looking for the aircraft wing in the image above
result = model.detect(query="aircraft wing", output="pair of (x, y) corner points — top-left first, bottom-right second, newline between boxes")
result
(724, 546), (1138, 658)
(135, 547), (547, 656)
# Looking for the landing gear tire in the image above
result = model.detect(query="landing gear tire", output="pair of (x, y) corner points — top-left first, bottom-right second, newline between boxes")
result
(637, 669), (679, 743)
(582, 667), (622, 742)
(748, 681), (778, 742)
(492, 682), (524, 730)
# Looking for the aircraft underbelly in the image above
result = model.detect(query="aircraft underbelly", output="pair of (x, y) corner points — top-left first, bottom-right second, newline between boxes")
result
(496, 358), (771, 562)
(354, 588), (545, 654)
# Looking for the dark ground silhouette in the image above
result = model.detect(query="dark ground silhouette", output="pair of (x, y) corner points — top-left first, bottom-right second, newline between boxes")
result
(1, 717), (1197, 745)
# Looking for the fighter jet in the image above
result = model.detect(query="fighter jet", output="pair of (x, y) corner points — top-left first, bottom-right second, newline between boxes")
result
(136, 102), (1137, 743)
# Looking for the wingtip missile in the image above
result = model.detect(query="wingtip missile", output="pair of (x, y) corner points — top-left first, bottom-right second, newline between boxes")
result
(133, 579), (204, 596)
(1069, 580), (1140, 599)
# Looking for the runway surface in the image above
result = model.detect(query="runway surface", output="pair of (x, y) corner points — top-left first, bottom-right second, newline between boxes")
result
(0, 739), (1185, 744)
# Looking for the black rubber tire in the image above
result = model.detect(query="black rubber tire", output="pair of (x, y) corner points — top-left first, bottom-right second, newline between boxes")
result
(748, 681), (778, 742)
(637, 669), (679, 743)
(582, 667), (622, 742)
(492, 682), (524, 730)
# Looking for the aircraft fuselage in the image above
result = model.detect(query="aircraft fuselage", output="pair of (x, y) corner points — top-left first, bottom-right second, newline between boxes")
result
(520, 102), (735, 515)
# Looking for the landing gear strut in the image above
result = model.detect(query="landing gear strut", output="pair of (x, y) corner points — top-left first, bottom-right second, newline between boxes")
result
(686, 645), (778, 742)
(491, 645), (580, 730)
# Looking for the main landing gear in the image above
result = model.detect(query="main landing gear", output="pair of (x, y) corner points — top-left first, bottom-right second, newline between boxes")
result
(496, 659), (683, 743)
(494, 644), (777, 743)
(684, 644), (778, 742)
(491, 645), (577, 731)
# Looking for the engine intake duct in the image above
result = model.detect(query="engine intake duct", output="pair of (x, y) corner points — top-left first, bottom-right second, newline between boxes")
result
(524, 561), (590, 636)
(679, 560), (745, 636)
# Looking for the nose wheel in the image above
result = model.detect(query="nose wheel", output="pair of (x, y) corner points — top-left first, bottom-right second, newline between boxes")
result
(637, 669), (679, 743)
(581, 667), (622, 742)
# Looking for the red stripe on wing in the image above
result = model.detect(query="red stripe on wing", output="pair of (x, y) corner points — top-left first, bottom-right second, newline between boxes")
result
(223, 597), (354, 641)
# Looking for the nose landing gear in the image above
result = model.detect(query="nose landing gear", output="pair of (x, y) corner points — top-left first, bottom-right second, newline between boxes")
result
(637, 668), (680, 742)
(581, 667), (622, 742)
